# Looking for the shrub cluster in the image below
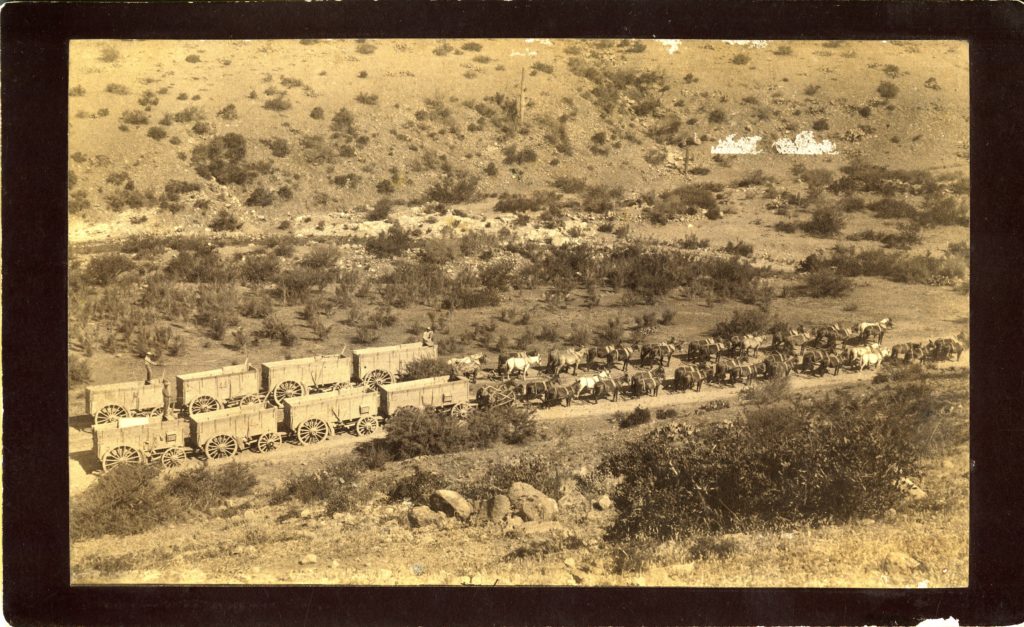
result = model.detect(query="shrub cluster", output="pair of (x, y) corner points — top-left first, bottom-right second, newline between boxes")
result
(600, 382), (937, 540)
(800, 245), (967, 286)
(378, 404), (538, 462)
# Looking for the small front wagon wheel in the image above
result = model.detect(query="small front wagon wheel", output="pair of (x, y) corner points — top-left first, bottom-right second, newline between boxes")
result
(204, 435), (238, 459)
(355, 415), (380, 437)
(160, 447), (188, 469)
(189, 395), (222, 417)
(102, 445), (143, 472)
(295, 418), (330, 445)
(256, 432), (282, 453)
(450, 403), (471, 419)
(95, 404), (129, 424)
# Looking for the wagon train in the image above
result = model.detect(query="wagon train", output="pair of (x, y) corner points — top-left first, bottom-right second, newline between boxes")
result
(190, 405), (285, 459)
(93, 418), (190, 471)
(352, 342), (438, 390)
(176, 362), (262, 417)
(380, 375), (473, 418)
(261, 352), (352, 406)
(283, 386), (383, 445)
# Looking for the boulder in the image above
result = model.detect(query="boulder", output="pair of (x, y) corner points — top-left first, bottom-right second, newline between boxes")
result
(593, 494), (614, 511)
(487, 494), (512, 523)
(299, 553), (318, 565)
(408, 505), (445, 528)
(508, 482), (559, 522)
(429, 489), (474, 520)
(882, 551), (920, 576)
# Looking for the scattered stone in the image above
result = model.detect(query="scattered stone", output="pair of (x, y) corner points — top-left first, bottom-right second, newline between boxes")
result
(504, 515), (525, 532)
(408, 505), (444, 528)
(564, 557), (576, 569)
(429, 489), (474, 520)
(860, 518), (876, 526)
(594, 495), (614, 511)
(300, 508), (313, 519)
(882, 551), (920, 576)
(299, 553), (318, 566)
(487, 494), (512, 523)
(884, 507), (898, 521)
(508, 482), (559, 522)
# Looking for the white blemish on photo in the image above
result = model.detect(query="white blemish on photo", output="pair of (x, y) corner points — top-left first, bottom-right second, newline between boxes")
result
(659, 40), (681, 54)
(723, 40), (769, 49)
(712, 134), (763, 155)
(773, 131), (837, 155)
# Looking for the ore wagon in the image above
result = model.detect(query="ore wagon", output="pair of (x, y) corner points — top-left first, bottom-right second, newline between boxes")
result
(189, 405), (284, 459)
(352, 342), (438, 389)
(93, 417), (190, 471)
(283, 386), (382, 445)
(261, 351), (352, 406)
(380, 376), (472, 418)
(85, 380), (166, 424)
(176, 362), (262, 417)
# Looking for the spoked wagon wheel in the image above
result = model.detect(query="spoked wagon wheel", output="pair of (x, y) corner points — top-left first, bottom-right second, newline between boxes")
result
(240, 394), (265, 408)
(204, 435), (238, 459)
(273, 380), (306, 406)
(362, 370), (393, 391)
(147, 407), (165, 420)
(256, 432), (283, 453)
(160, 447), (188, 469)
(102, 445), (143, 472)
(95, 404), (129, 424)
(188, 395), (222, 417)
(295, 418), (330, 445)
(450, 403), (471, 419)
(355, 415), (380, 437)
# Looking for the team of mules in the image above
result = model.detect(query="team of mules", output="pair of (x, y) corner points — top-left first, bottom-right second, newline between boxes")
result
(467, 322), (965, 403)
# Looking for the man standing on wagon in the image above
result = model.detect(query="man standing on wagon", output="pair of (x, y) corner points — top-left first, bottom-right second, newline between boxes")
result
(422, 326), (435, 347)
(161, 378), (174, 421)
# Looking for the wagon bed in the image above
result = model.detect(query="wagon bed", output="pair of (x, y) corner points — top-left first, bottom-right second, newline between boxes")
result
(352, 342), (438, 389)
(189, 405), (284, 459)
(283, 386), (382, 445)
(380, 375), (471, 417)
(261, 352), (352, 406)
(93, 418), (190, 471)
(86, 380), (165, 424)
(176, 363), (261, 416)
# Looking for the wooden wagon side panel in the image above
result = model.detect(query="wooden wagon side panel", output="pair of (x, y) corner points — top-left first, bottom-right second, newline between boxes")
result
(191, 406), (281, 446)
(284, 388), (380, 430)
(380, 376), (466, 415)
(262, 354), (352, 392)
(86, 381), (165, 415)
(93, 420), (188, 457)
(353, 343), (438, 379)
(177, 366), (260, 404)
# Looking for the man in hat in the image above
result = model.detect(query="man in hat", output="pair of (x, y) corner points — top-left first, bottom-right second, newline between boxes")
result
(422, 326), (434, 347)
(161, 378), (174, 421)
(143, 352), (162, 385)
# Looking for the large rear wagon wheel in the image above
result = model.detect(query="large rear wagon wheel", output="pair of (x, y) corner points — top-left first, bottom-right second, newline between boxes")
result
(160, 447), (188, 469)
(450, 403), (471, 419)
(295, 418), (330, 445)
(273, 380), (306, 406)
(188, 396), (222, 417)
(204, 435), (238, 459)
(95, 404), (129, 424)
(256, 432), (282, 453)
(240, 394), (265, 408)
(102, 445), (143, 472)
(355, 415), (380, 437)
(362, 370), (393, 391)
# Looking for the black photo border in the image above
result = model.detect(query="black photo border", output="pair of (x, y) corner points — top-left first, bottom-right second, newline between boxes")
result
(3, 1), (1023, 624)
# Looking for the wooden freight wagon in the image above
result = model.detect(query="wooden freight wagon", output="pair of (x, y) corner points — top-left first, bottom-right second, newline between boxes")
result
(283, 387), (382, 445)
(380, 376), (472, 418)
(86, 380), (166, 424)
(261, 352), (352, 406)
(93, 418), (190, 471)
(176, 362), (262, 417)
(189, 405), (284, 459)
(351, 342), (438, 389)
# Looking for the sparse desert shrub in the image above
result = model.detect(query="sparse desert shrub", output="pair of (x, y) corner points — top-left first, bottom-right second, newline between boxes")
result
(355, 42), (377, 54)
(774, 45), (793, 56)
(261, 137), (290, 158)
(71, 465), (171, 540)
(802, 206), (845, 237)
(733, 170), (775, 188)
(617, 407), (652, 429)
(190, 132), (257, 185)
(424, 169), (478, 204)
(387, 467), (447, 505)
(799, 245), (967, 286)
(643, 148), (667, 165)
(240, 253), (280, 284)
(551, 176), (588, 194)
(708, 108), (727, 124)
(433, 42), (455, 56)
(461, 41), (483, 52)
(723, 241), (754, 257)
(173, 106), (205, 123)
(365, 223), (415, 258)
(801, 268), (854, 297)
(713, 307), (778, 337)
(208, 209), (243, 231)
(195, 285), (240, 340)
(99, 45), (120, 63)
(120, 109), (149, 125)
(146, 126), (167, 141)
(877, 81), (899, 99)
(804, 84), (821, 96)
(138, 90), (159, 107)
(83, 253), (136, 286)
(917, 196), (969, 227)
(355, 92), (379, 105)
(310, 106), (324, 120)
(162, 463), (257, 512)
(531, 62), (554, 74)
(502, 145), (538, 165)
(731, 53), (750, 65)
(867, 197), (917, 219)
(737, 376), (791, 405)
(263, 94), (291, 111)
(812, 118), (830, 131)
(240, 293), (273, 318)
(217, 103), (238, 120)
(330, 107), (357, 137)
(185, 54), (201, 63)
(106, 83), (129, 95)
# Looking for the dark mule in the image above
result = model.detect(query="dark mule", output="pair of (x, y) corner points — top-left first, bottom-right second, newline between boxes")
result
(640, 339), (677, 368)
(543, 382), (575, 407)
(631, 367), (664, 397)
(673, 364), (707, 392)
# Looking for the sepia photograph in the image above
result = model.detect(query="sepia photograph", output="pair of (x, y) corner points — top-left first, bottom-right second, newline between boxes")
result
(66, 38), (970, 587)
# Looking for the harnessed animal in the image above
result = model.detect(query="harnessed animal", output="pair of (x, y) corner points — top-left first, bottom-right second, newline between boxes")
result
(673, 364), (708, 392)
(573, 369), (612, 399)
(497, 352), (541, 379)
(547, 347), (589, 376)
(639, 339), (677, 367)
(631, 367), (664, 397)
